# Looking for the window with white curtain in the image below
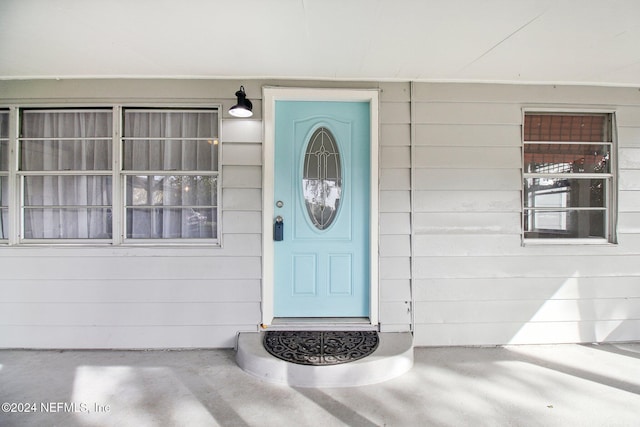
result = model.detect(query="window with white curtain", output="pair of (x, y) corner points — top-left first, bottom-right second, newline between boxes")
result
(9, 106), (220, 244)
(19, 109), (113, 240)
(0, 110), (9, 240)
(122, 108), (219, 240)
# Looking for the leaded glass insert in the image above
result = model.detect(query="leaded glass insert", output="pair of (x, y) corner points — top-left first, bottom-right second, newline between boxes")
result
(303, 127), (341, 230)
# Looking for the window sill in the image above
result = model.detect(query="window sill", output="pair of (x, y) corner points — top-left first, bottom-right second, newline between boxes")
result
(0, 240), (222, 249)
(522, 238), (615, 246)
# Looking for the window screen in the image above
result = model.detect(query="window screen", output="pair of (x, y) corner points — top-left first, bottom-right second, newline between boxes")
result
(523, 113), (614, 241)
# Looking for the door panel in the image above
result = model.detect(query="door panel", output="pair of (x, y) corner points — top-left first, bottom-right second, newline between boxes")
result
(274, 100), (370, 317)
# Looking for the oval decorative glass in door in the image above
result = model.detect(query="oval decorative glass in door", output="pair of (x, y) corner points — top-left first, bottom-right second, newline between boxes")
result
(303, 127), (342, 230)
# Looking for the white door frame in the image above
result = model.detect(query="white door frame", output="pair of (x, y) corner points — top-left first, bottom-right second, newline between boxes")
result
(261, 87), (379, 327)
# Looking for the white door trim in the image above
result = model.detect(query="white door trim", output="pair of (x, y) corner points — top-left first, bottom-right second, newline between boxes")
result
(262, 87), (380, 327)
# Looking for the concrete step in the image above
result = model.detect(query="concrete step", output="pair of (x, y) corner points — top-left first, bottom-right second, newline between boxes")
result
(235, 331), (414, 387)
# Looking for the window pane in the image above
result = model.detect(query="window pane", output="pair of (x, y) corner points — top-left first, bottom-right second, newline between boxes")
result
(125, 175), (217, 239)
(524, 210), (605, 239)
(524, 178), (606, 209)
(124, 110), (217, 139)
(1, 175), (7, 207)
(122, 110), (220, 241)
(22, 110), (112, 139)
(523, 113), (614, 242)
(126, 207), (216, 239)
(0, 140), (7, 171)
(524, 114), (611, 142)
(125, 175), (217, 207)
(0, 208), (6, 239)
(21, 139), (112, 171)
(122, 109), (219, 173)
(0, 111), (8, 171)
(122, 139), (218, 171)
(524, 143), (610, 174)
(24, 176), (112, 206)
(303, 127), (342, 230)
(0, 175), (7, 239)
(23, 208), (112, 239)
(0, 110), (8, 138)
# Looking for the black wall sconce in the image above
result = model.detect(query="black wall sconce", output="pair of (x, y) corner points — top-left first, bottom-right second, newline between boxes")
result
(229, 85), (253, 117)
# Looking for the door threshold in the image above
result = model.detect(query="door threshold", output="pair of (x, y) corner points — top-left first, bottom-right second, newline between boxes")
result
(267, 317), (378, 331)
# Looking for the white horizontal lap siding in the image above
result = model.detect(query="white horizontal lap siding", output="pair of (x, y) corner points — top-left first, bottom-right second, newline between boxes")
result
(0, 80), (265, 349)
(3, 80), (639, 349)
(216, 116), (264, 345)
(619, 120), (640, 238)
(378, 83), (412, 332)
(0, 259), (262, 350)
(0, 264), (261, 350)
(412, 83), (640, 346)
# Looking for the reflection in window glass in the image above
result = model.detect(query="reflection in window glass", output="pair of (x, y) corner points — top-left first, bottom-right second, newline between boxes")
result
(125, 175), (216, 208)
(524, 144), (610, 174)
(524, 210), (605, 239)
(524, 178), (606, 209)
(303, 127), (342, 230)
(125, 208), (216, 239)
(523, 112), (614, 241)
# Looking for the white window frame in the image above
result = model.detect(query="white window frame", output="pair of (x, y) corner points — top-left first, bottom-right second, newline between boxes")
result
(119, 107), (222, 245)
(17, 107), (114, 243)
(0, 104), (222, 246)
(521, 108), (617, 245)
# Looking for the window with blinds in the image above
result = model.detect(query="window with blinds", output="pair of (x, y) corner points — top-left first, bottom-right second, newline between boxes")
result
(523, 112), (615, 242)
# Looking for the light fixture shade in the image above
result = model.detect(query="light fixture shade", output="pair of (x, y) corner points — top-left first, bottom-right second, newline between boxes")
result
(229, 85), (253, 117)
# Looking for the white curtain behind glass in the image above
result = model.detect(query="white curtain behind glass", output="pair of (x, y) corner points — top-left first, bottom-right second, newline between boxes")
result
(21, 110), (112, 239)
(0, 111), (8, 239)
(123, 110), (218, 239)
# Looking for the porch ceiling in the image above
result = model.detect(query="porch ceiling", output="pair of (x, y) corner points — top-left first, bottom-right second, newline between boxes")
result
(1, 0), (639, 87)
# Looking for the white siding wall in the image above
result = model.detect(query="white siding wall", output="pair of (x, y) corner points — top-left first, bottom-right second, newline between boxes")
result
(0, 80), (263, 348)
(378, 83), (413, 331)
(412, 83), (640, 346)
(1, 80), (639, 348)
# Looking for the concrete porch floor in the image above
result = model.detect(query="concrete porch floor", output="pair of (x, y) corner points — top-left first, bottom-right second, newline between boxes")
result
(1, 343), (638, 427)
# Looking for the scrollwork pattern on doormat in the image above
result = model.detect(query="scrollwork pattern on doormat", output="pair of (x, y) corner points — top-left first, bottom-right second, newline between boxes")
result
(263, 330), (379, 366)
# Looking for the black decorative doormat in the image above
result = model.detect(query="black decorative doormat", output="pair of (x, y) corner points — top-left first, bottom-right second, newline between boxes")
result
(263, 330), (379, 366)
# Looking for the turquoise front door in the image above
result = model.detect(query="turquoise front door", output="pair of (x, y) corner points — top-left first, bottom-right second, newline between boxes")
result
(274, 100), (370, 317)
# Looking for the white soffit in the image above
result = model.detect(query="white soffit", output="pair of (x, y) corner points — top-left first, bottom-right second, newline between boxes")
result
(0, 0), (639, 86)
